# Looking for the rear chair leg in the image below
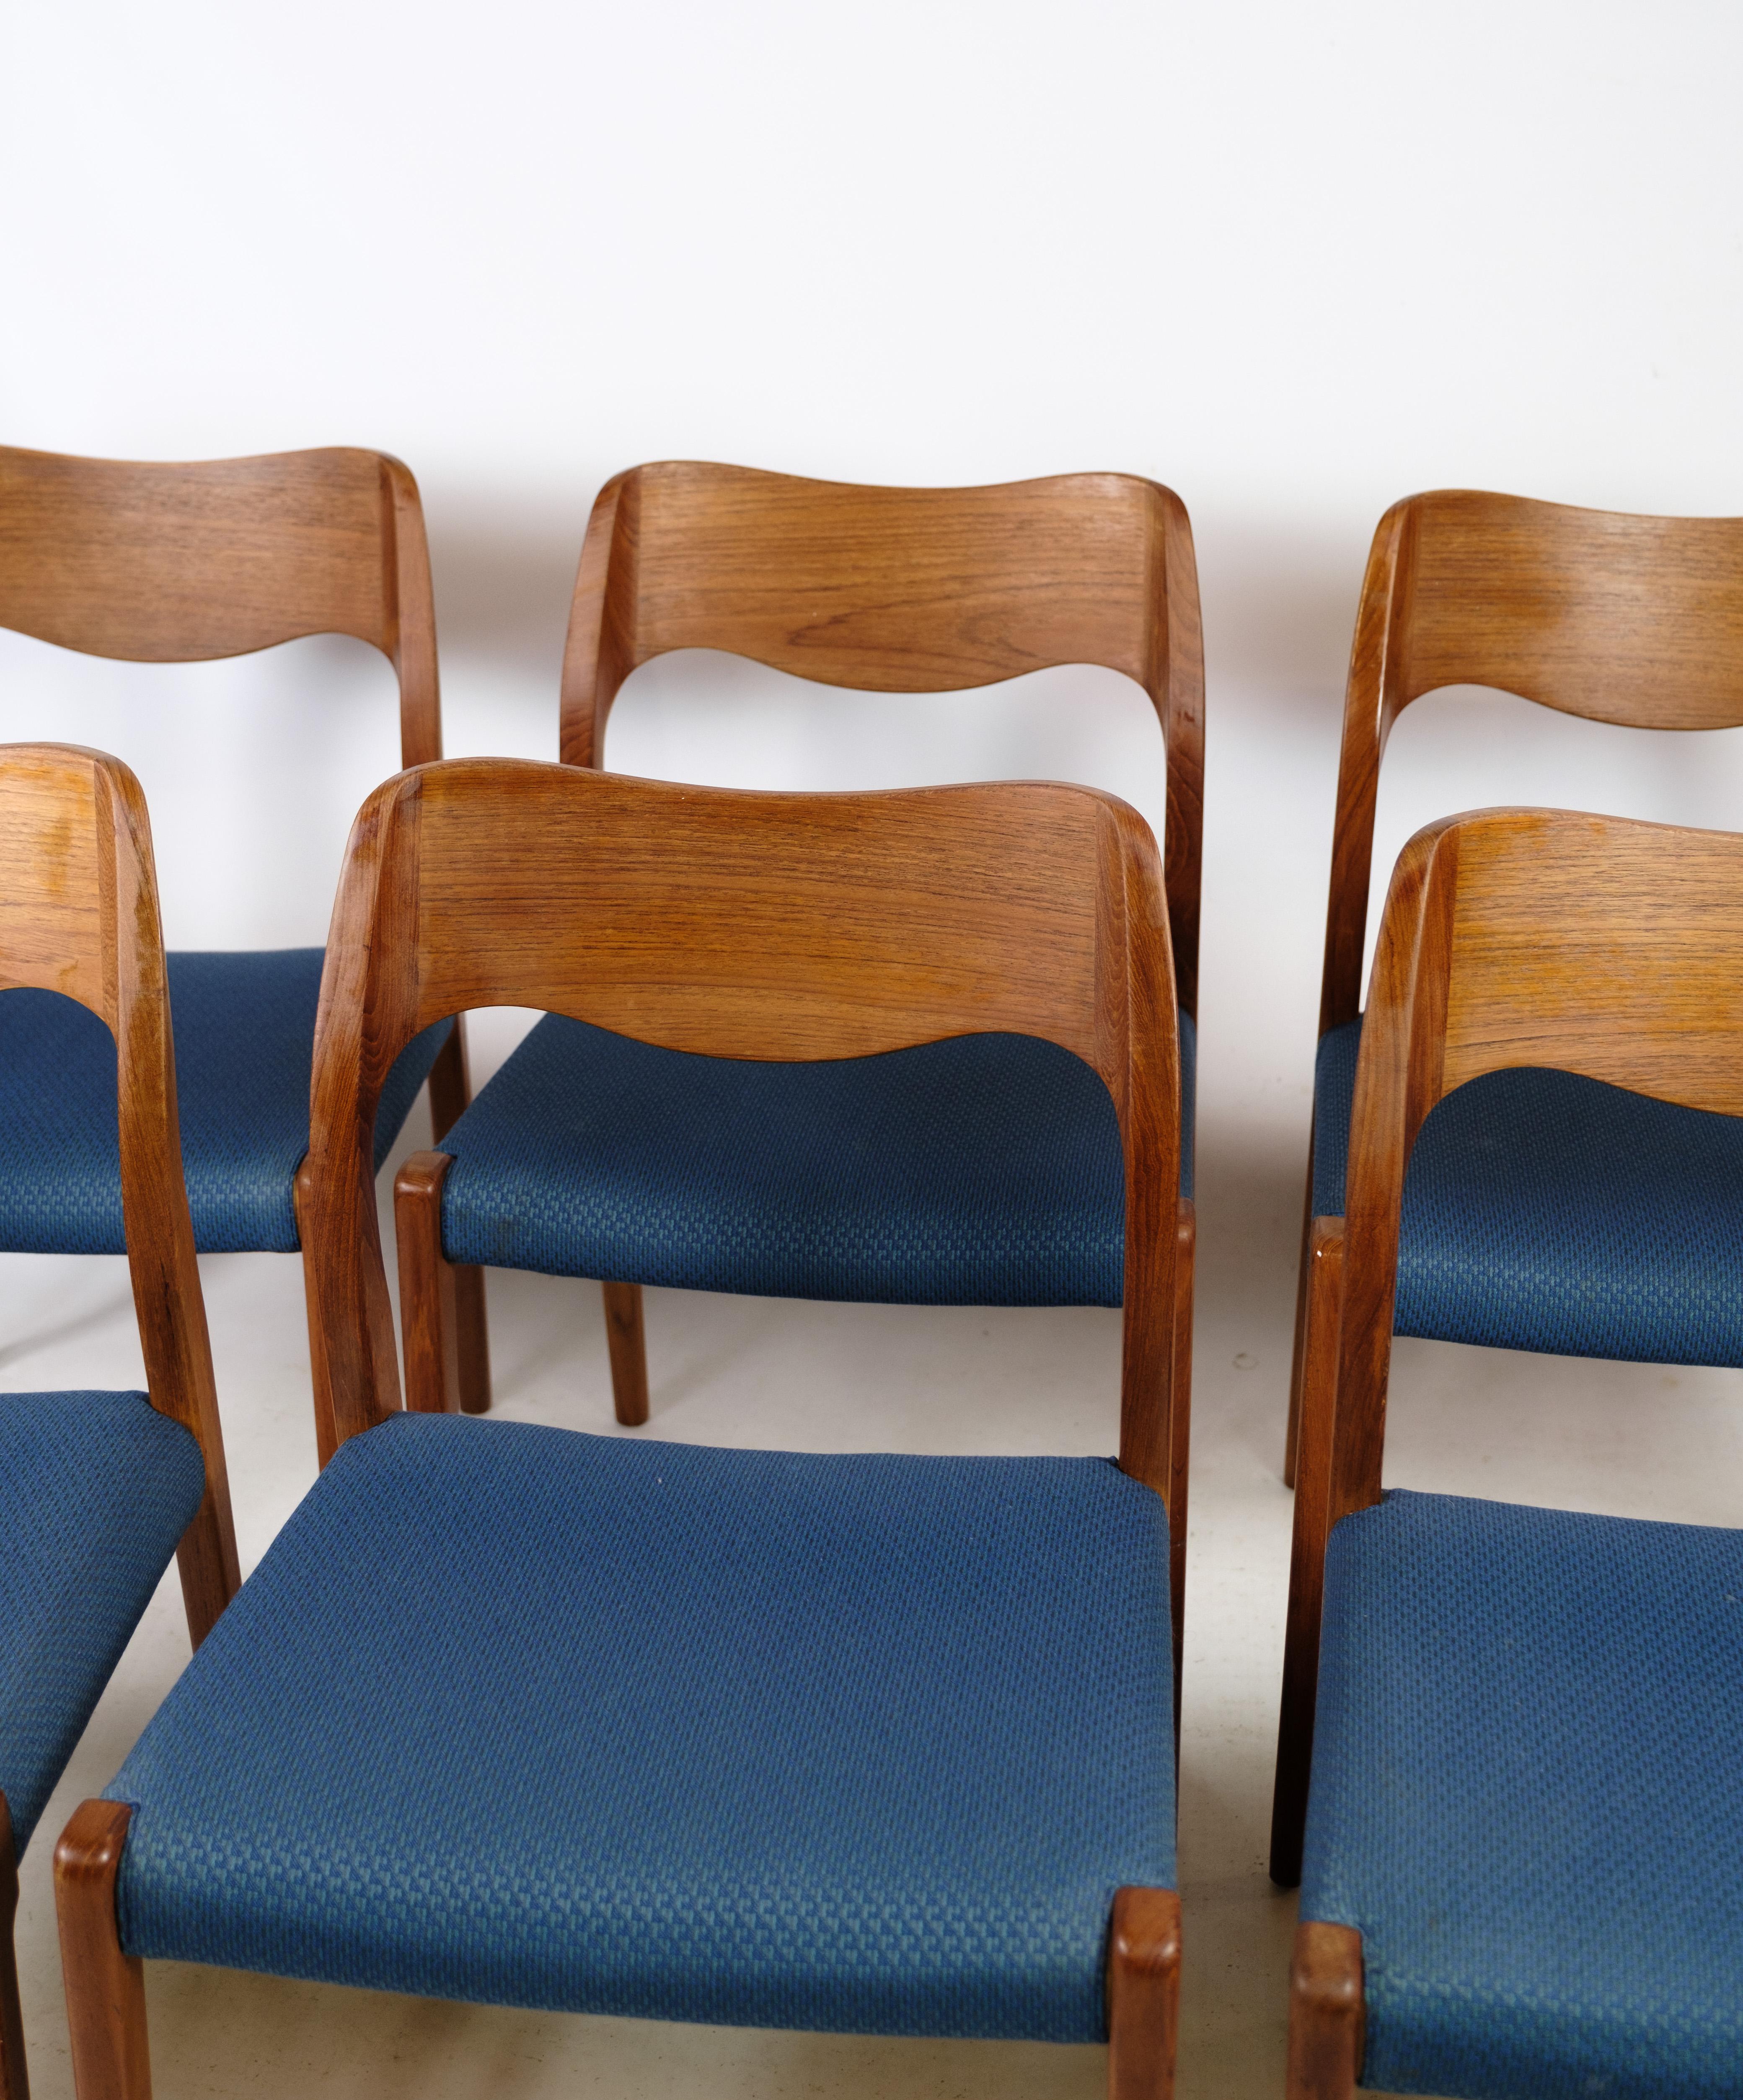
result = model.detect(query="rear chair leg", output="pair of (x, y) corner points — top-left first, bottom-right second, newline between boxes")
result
(395, 1153), (478, 1415)
(54, 1801), (150, 2100)
(1283, 1149), (1316, 1487)
(426, 1022), (491, 1414)
(1, 1795), (27, 2100)
(1169, 1200), (1195, 1733)
(1107, 1887), (1180, 2098)
(1287, 1923), (1363, 2099)
(602, 1282), (649, 1427)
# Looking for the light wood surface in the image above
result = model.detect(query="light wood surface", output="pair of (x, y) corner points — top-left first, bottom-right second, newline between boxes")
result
(0, 744), (239, 1640)
(52, 1800), (150, 2100)
(1106, 1887), (1182, 2098)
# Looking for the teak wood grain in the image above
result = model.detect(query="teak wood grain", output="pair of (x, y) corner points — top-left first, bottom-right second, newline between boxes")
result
(1286, 489), (1743, 1482)
(1106, 1887), (1182, 2099)
(53, 1800), (150, 2100)
(1286, 1923), (1364, 2100)
(1271, 806), (1743, 1880)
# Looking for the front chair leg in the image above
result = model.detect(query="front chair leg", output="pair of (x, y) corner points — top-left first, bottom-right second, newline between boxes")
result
(1287, 1923), (1363, 2099)
(1107, 1887), (1181, 2098)
(54, 1801), (150, 2100)
(0, 1794), (27, 2100)
(601, 1282), (649, 1426)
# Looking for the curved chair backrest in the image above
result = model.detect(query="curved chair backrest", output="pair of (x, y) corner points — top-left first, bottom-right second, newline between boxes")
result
(559, 462), (1205, 1014)
(0, 742), (238, 1638)
(0, 445), (442, 767)
(307, 758), (1182, 1501)
(1330, 804), (1743, 1528)
(1319, 491), (1743, 1033)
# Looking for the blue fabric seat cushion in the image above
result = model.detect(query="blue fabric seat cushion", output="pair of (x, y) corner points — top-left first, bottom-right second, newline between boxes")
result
(1301, 1490), (1743, 2099)
(105, 1414), (1174, 2041)
(0, 953), (450, 1256)
(0, 1390), (205, 1857)
(1313, 1016), (1743, 1362)
(436, 1012), (1195, 1306)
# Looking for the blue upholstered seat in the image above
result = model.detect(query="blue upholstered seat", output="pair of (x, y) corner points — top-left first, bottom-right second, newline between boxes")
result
(104, 1413), (1174, 2041)
(0, 953), (449, 1255)
(0, 1391), (205, 1857)
(436, 1014), (1195, 1306)
(1314, 1017), (1743, 1362)
(1301, 1490), (1743, 2098)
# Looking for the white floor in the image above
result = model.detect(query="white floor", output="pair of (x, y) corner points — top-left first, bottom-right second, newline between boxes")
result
(10, 1062), (1740, 2100)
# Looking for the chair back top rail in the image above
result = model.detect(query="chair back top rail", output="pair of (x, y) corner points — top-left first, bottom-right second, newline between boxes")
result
(1319, 490), (1743, 1031)
(0, 445), (440, 767)
(0, 741), (237, 1630)
(307, 758), (1180, 1482)
(560, 461), (1204, 1013)
(1330, 804), (1743, 1522)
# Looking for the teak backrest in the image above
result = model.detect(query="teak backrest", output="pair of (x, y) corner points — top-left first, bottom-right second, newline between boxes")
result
(0, 445), (441, 766)
(0, 742), (238, 1639)
(306, 759), (1181, 1497)
(560, 462), (1205, 1012)
(1319, 490), (1743, 1033)
(1331, 806), (1743, 1526)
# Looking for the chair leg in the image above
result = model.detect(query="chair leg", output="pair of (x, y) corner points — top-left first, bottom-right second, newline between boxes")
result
(1286, 1923), (1363, 2100)
(0, 1796), (26, 2100)
(1169, 1201), (1195, 1732)
(395, 1153), (468, 1415)
(293, 1157), (340, 1466)
(1283, 1145), (1316, 1487)
(54, 1802), (150, 2100)
(1106, 1887), (1180, 2099)
(1271, 1219), (1343, 1888)
(602, 1282), (649, 1427)
(425, 1020), (491, 1415)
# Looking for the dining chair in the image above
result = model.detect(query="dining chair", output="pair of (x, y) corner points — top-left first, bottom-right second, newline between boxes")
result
(1272, 805), (1743, 2098)
(421, 460), (1201, 1451)
(1283, 489), (1743, 1487)
(0, 443), (482, 1454)
(56, 757), (1187, 2099)
(0, 742), (239, 2100)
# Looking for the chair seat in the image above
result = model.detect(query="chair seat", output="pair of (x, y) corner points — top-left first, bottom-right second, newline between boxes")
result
(436, 1013), (1195, 1306)
(103, 1414), (1175, 2041)
(1314, 1016), (1743, 1363)
(0, 952), (449, 1255)
(1301, 1490), (1743, 2099)
(0, 1391), (204, 1857)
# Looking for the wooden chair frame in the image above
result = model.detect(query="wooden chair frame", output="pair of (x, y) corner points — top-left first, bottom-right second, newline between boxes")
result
(57, 756), (1187, 2098)
(0, 742), (241, 2100)
(1272, 803), (1743, 2095)
(1284, 489), (1743, 1484)
(507, 460), (1202, 1431)
(0, 443), (482, 1441)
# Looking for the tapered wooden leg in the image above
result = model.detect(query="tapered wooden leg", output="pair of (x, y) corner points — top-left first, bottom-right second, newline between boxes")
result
(1106, 1887), (1180, 2099)
(1271, 1218), (1344, 1887)
(425, 1021), (491, 1415)
(1169, 1201), (1195, 1733)
(294, 1157), (340, 1469)
(1283, 1147), (1316, 1488)
(54, 1802), (150, 2100)
(395, 1153), (463, 1415)
(602, 1282), (649, 1427)
(0, 1795), (27, 2100)
(1287, 1923), (1363, 2099)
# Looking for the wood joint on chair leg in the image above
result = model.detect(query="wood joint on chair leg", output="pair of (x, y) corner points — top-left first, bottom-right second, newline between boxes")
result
(54, 1800), (150, 2100)
(395, 1153), (462, 1415)
(1106, 1886), (1180, 2099)
(602, 1281), (649, 1426)
(0, 1795), (27, 2100)
(1287, 1922), (1363, 2099)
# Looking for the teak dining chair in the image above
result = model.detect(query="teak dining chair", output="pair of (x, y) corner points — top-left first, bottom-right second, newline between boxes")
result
(0, 444), (481, 1453)
(1284, 489), (1743, 1487)
(0, 743), (238, 2100)
(1273, 807), (1743, 2099)
(413, 461), (1201, 1450)
(57, 758), (1187, 2100)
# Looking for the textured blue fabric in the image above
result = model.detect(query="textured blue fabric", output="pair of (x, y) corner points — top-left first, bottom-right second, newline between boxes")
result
(0, 1391), (204, 1858)
(1313, 1016), (1743, 1363)
(0, 953), (449, 1255)
(106, 1414), (1174, 2040)
(1301, 1490), (1743, 2099)
(437, 1013), (1194, 1306)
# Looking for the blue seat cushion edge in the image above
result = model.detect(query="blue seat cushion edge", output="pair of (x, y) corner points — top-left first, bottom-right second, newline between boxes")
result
(0, 954), (450, 1256)
(104, 1413), (1175, 2041)
(0, 1391), (205, 1857)
(1312, 1015), (1743, 1363)
(434, 1012), (1195, 1306)
(1301, 1489), (1743, 2100)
